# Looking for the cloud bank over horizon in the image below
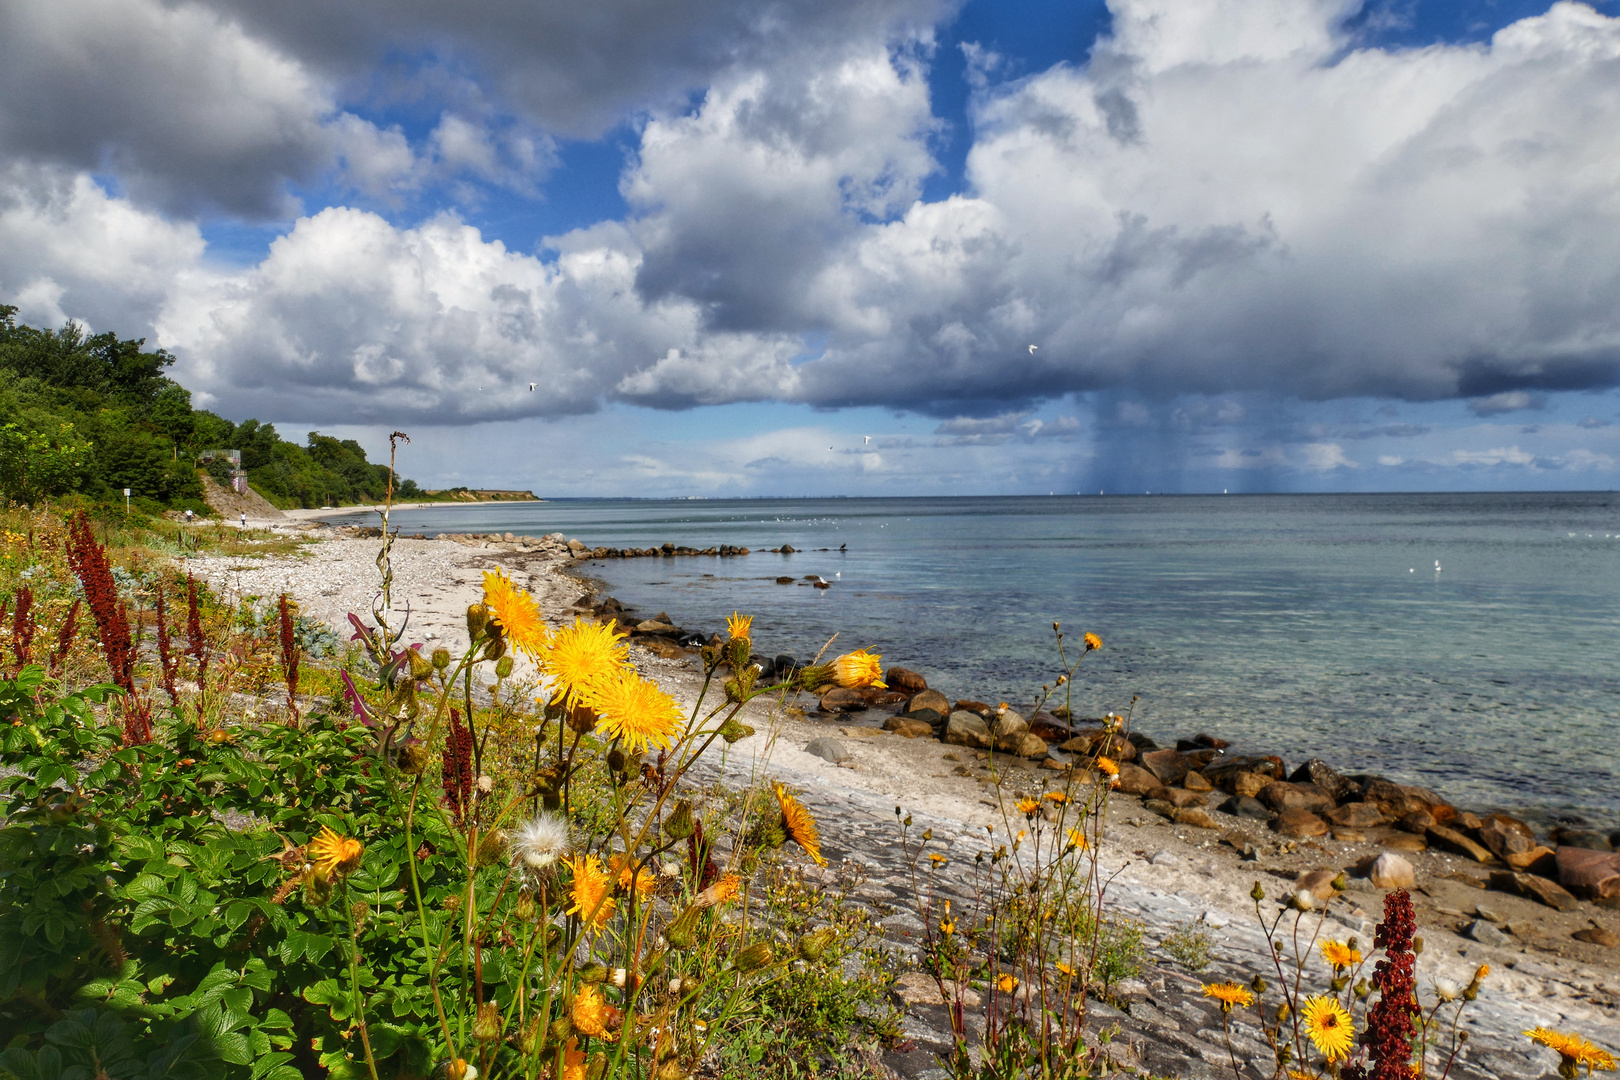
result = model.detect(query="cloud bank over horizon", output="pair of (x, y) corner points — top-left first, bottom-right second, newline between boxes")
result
(3, 0), (1620, 491)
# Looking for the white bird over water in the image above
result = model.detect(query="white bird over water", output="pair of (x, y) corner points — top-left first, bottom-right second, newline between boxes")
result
(529, 382), (537, 391)
(864, 435), (871, 445)
(1028, 344), (1038, 354)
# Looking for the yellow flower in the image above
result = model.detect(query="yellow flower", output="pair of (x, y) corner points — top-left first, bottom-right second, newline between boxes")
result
(565, 854), (616, 928)
(1043, 791), (1068, 804)
(1320, 940), (1363, 969)
(831, 649), (886, 689)
(1094, 756), (1119, 777)
(572, 985), (619, 1039)
(1524, 1027), (1617, 1071)
(693, 873), (741, 908)
(562, 1038), (587, 1080)
(541, 617), (630, 711)
(1016, 797), (1041, 816)
(726, 612), (752, 642)
(928, 852), (947, 866)
(1201, 982), (1254, 1012)
(1057, 962), (1075, 977)
(1301, 995), (1354, 1061)
(996, 974), (1018, 993)
(308, 826), (363, 880)
(1473, 963), (1490, 985)
(774, 783), (827, 866)
(608, 853), (657, 899)
(1065, 828), (1089, 851)
(1083, 632), (1102, 651)
(481, 570), (548, 657)
(584, 667), (685, 752)
(939, 917), (955, 936)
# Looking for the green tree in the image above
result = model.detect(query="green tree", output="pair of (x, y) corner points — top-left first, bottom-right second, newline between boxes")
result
(0, 421), (91, 505)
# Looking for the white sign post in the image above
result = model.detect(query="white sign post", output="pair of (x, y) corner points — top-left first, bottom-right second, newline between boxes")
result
(123, 488), (131, 513)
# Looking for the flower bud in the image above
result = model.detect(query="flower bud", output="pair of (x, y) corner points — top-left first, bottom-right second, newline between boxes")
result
(1413, 936), (1424, 954)
(515, 891), (535, 922)
(549, 1016), (574, 1043)
(1251, 882), (1266, 902)
(797, 926), (837, 962)
(396, 743), (428, 775)
(1354, 979), (1371, 999)
(1276, 1002), (1291, 1023)
(467, 604), (490, 638)
(577, 962), (609, 984)
(474, 1001), (503, 1042)
(568, 705), (598, 735)
(720, 718), (754, 744)
(432, 647), (452, 670)
(518, 1015), (543, 1054)
(475, 829), (506, 867)
(664, 910), (697, 950)
(409, 649), (434, 680)
(482, 634), (507, 661)
(1250, 976), (1268, 994)
(656, 1060), (690, 1080)
(495, 656), (514, 679)
(734, 942), (773, 971)
(664, 800), (696, 841)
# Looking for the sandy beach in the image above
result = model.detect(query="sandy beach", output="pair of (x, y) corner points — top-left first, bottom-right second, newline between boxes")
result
(181, 524), (1620, 1078)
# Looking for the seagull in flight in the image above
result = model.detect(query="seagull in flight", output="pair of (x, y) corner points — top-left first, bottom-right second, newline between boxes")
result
(864, 436), (871, 445)
(1028, 344), (1038, 354)
(528, 382), (537, 391)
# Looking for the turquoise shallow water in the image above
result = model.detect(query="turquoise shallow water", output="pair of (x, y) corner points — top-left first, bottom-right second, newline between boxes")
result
(334, 494), (1620, 825)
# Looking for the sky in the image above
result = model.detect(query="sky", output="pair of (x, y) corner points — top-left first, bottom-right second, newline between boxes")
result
(4, 0), (1620, 496)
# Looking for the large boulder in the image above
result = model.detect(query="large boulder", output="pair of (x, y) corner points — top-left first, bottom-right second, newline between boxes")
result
(819, 687), (876, 713)
(1326, 802), (1390, 829)
(1478, 814), (1537, 859)
(942, 711), (993, 750)
(1556, 847), (1620, 900)
(1139, 748), (1192, 785)
(882, 716), (934, 739)
(907, 689), (952, 716)
(1204, 756), (1283, 786)
(1057, 730), (1136, 761)
(1427, 825), (1494, 864)
(1116, 763), (1163, 796)
(1257, 782), (1333, 814)
(1489, 870), (1578, 911)
(1007, 733), (1050, 759)
(990, 710), (1030, 740)
(1289, 758), (1362, 804)
(1217, 795), (1273, 820)
(1368, 852), (1416, 890)
(886, 667), (928, 693)
(1272, 808), (1329, 838)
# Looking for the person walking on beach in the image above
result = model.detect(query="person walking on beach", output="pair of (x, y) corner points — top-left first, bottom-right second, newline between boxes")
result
(240, 512), (247, 528)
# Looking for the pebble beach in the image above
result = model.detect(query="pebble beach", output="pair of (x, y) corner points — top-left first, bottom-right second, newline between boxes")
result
(183, 508), (1620, 1079)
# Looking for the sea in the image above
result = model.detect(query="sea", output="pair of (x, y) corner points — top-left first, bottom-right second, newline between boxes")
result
(329, 493), (1620, 827)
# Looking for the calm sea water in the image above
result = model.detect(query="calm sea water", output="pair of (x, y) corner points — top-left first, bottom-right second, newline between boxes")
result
(334, 494), (1620, 825)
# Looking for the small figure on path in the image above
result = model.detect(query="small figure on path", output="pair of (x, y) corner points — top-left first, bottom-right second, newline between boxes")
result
(240, 512), (247, 528)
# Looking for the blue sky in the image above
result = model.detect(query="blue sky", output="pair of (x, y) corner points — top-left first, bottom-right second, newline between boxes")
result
(3, 0), (1619, 494)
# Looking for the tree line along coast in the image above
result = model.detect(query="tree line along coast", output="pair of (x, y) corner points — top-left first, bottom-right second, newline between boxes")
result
(0, 306), (521, 515)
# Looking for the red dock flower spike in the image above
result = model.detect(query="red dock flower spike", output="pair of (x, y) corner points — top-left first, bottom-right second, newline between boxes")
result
(442, 708), (474, 822)
(1364, 888), (1419, 1080)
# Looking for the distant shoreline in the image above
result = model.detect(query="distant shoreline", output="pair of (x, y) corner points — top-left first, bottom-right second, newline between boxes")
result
(284, 500), (513, 522)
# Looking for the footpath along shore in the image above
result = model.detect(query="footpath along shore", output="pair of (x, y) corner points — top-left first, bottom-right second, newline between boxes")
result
(182, 520), (1619, 1079)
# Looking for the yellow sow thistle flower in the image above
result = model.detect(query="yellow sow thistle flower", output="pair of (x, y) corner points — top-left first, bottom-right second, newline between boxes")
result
(927, 852), (947, 866)
(832, 649), (886, 689)
(562, 1038), (587, 1080)
(1016, 797), (1041, 816)
(571, 985), (619, 1039)
(566, 853), (616, 929)
(1301, 995), (1355, 1061)
(308, 826), (363, 881)
(1043, 791), (1068, 804)
(541, 617), (631, 711)
(1320, 940), (1363, 970)
(996, 974), (1019, 993)
(1083, 632), (1102, 651)
(726, 612), (752, 641)
(585, 667), (685, 753)
(1524, 1027), (1618, 1071)
(774, 783), (827, 866)
(1201, 982), (1254, 1012)
(693, 873), (741, 908)
(481, 569), (548, 657)
(608, 852), (657, 899)
(1066, 827), (1089, 851)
